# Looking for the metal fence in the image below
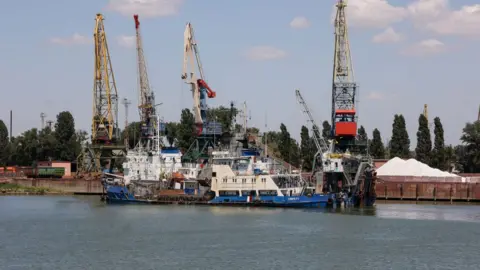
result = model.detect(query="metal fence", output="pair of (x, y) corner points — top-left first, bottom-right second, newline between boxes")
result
(378, 175), (480, 183)
(376, 181), (480, 201)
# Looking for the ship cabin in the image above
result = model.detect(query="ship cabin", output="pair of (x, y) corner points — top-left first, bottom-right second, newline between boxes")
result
(160, 147), (183, 173)
(209, 151), (307, 202)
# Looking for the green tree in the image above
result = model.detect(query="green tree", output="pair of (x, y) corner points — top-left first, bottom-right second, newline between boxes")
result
(300, 126), (314, 171)
(322, 121), (331, 140)
(357, 125), (367, 141)
(38, 127), (57, 161)
(460, 121), (480, 173)
(0, 120), (9, 165)
(10, 128), (40, 166)
(122, 122), (141, 149)
(164, 122), (179, 146)
(430, 117), (446, 170)
(390, 114), (410, 158)
(176, 109), (196, 152)
(207, 106), (238, 132)
(415, 114), (432, 164)
(444, 144), (456, 172)
(278, 123), (292, 163)
(357, 125), (368, 154)
(369, 128), (385, 159)
(54, 111), (76, 161)
(289, 138), (301, 168)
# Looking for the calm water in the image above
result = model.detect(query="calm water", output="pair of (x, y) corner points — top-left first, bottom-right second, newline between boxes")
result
(1, 196), (480, 270)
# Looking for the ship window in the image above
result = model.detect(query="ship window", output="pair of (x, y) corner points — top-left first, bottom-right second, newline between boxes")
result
(242, 178), (246, 183)
(335, 162), (338, 167)
(212, 172), (217, 177)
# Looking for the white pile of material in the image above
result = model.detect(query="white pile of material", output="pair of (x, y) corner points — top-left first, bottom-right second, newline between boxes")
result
(376, 157), (458, 177)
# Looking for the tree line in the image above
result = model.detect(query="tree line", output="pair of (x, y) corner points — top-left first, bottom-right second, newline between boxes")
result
(1, 108), (479, 174)
(0, 111), (87, 167)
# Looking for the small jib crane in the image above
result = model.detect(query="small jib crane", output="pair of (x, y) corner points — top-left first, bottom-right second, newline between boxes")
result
(181, 22), (216, 136)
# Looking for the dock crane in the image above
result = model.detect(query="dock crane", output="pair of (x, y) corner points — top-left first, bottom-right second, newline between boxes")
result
(295, 1), (374, 206)
(181, 22), (221, 162)
(181, 22), (216, 136)
(331, 0), (358, 152)
(77, 13), (126, 176)
(134, 14), (158, 149)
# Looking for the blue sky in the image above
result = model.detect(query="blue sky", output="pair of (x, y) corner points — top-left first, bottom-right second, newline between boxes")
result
(0, 0), (479, 147)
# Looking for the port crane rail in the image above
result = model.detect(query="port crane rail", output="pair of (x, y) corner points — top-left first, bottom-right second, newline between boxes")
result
(134, 14), (158, 150)
(77, 13), (126, 175)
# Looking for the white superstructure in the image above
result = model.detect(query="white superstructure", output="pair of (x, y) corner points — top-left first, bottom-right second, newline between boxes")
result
(204, 150), (311, 198)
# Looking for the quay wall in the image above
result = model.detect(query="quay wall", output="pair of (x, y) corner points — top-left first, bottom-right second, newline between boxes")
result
(3, 176), (480, 202)
(5, 178), (104, 194)
(375, 176), (480, 201)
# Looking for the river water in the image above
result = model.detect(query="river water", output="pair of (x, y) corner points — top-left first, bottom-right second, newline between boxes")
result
(1, 196), (480, 270)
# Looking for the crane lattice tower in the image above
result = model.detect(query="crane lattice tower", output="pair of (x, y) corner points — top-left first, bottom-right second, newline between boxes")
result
(76, 13), (125, 176)
(134, 15), (158, 149)
(331, 0), (359, 152)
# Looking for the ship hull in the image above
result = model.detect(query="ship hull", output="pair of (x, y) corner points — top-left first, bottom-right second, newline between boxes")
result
(208, 194), (336, 208)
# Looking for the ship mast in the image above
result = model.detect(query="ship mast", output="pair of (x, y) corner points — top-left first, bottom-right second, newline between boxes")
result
(331, 0), (357, 152)
(134, 14), (157, 149)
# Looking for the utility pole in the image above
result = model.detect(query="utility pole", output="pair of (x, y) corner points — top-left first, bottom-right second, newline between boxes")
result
(40, 112), (46, 130)
(122, 98), (131, 147)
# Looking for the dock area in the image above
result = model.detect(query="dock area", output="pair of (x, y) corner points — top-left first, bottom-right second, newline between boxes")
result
(3, 178), (480, 204)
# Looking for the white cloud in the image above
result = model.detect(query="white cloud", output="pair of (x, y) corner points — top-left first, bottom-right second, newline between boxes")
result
(340, 0), (407, 28)
(245, 46), (287, 61)
(49, 33), (91, 45)
(408, 0), (480, 37)
(402, 39), (446, 56)
(372, 27), (403, 43)
(366, 92), (384, 100)
(117, 35), (136, 48)
(289, 16), (310, 29)
(107, 0), (183, 18)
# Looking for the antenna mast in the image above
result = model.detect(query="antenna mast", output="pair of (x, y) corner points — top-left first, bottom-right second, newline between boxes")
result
(122, 98), (131, 147)
(40, 112), (46, 130)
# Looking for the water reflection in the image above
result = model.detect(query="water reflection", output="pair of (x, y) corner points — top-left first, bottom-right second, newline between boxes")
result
(302, 203), (480, 223)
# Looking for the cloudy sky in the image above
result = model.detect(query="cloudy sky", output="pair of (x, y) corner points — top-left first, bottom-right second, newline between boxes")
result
(0, 0), (479, 147)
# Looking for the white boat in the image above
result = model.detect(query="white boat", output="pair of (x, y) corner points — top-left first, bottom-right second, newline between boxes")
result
(198, 148), (335, 207)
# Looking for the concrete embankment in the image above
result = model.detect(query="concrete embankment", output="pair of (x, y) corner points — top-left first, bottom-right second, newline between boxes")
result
(1, 178), (103, 195)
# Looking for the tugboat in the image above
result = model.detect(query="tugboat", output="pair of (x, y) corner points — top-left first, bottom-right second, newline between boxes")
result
(203, 149), (336, 208)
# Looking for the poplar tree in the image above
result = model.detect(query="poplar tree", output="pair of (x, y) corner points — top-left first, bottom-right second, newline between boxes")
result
(415, 114), (432, 164)
(390, 114), (410, 158)
(431, 117), (446, 170)
(369, 128), (385, 159)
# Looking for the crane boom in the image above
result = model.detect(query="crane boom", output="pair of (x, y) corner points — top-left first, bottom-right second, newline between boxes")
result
(331, 0), (357, 150)
(92, 13), (119, 144)
(134, 14), (156, 141)
(181, 22), (216, 135)
(295, 89), (330, 156)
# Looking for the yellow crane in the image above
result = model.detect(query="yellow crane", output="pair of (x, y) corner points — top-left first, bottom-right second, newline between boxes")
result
(77, 14), (125, 176)
(92, 13), (119, 144)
